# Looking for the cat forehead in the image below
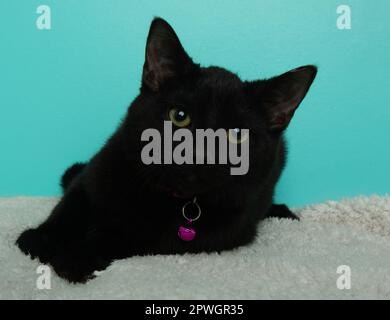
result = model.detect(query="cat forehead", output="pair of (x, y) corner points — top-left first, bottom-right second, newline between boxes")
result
(181, 67), (246, 110)
(198, 67), (243, 89)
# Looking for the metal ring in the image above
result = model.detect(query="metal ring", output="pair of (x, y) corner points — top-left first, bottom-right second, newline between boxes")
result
(182, 197), (201, 222)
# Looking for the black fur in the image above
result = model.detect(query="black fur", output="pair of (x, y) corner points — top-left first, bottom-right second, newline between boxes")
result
(60, 162), (86, 191)
(267, 204), (299, 220)
(16, 18), (316, 283)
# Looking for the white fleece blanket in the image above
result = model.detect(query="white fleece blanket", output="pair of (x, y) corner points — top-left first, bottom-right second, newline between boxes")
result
(1, 195), (389, 300)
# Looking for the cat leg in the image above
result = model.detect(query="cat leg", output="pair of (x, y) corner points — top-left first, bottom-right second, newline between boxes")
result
(16, 228), (54, 263)
(18, 222), (115, 283)
(16, 186), (91, 263)
(48, 225), (126, 283)
(49, 246), (112, 283)
(266, 204), (299, 220)
(16, 185), (126, 282)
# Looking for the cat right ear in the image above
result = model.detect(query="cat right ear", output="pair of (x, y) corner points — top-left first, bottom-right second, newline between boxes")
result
(246, 65), (317, 132)
(142, 18), (196, 92)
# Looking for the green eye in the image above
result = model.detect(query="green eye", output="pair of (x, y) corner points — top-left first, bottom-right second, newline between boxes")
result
(227, 128), (249, 144)
(168, 108), (191, 127)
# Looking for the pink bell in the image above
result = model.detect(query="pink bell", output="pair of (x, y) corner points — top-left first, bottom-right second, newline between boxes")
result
(178, 226), (196, 241)
(178, 197), (201, 242)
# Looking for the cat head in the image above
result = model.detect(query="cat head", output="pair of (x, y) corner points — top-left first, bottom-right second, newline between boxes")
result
(124, 18), (317, 198)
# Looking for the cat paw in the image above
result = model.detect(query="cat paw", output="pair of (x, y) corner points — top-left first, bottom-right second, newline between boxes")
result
(50, 254), (111, 283)
(16, 228), (53, 263)
(267, 204), (300, 221)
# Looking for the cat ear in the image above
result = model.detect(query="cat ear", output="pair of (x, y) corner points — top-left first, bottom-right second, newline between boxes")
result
(142, 18), (195, 92)
(254, 65), (317, 132)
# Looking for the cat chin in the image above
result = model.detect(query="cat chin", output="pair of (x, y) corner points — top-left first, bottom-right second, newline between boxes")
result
(155, 184), (195, 200)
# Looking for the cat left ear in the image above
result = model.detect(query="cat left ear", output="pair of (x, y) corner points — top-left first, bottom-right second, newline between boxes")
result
(253, 65), (317, 132)
(142, 18), (196, 92)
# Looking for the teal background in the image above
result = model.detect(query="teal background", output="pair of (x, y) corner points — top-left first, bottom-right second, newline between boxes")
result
(1, 1), (389, 206)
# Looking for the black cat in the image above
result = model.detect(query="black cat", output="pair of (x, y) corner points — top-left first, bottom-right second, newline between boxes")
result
(16, 18), (317, 283)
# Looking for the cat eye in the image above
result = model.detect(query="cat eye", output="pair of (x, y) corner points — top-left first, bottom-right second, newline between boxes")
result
(168, 108), (191, 127)
(227, 128), (249, 144)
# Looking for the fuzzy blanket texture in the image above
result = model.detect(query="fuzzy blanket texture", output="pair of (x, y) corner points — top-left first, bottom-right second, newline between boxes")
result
(0, 195), (390, 300)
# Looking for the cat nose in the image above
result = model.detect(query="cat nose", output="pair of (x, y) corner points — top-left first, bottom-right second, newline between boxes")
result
(186, 173), (197, 183)
(182, 172), (198, 184)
